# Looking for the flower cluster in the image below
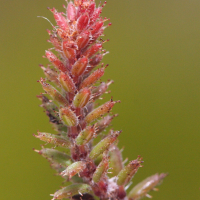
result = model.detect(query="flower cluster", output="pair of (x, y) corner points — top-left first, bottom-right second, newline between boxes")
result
(34, 0), (167, 199)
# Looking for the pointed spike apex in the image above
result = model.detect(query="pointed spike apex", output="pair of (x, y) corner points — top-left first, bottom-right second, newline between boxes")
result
(71, 56), (88, 77)
(89, 130), (121, 160)
(73, 88), (91, 108)
(92, 154), (109, 183)
(39, 78), (68, 106)
(53, 184), (92, 199)
(128, 173), (167, 200)
(117, 157), (143, 186)
(75, 125), (96, 145)
(85, 100), (118, 124)
(59, 107), (78, 127)
(80, 67), (105, 89)
(45, 50), (68, 72)
(61, 161), (86, 179)
(59, 72), (76, 94)
(38, 148), (71, 167)
(77, 13), (89, 33)
(67, 2), (76, 21)
(76, 30), (90, 50)
(35, 132), (71, 148)
(109, 145), (124, 177)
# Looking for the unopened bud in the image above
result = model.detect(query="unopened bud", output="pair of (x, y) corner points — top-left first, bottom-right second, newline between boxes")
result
(117, 157), (143, 186)
(128, 173), (167, 200)
(96, 114), (117, 134)
(109, 145), (123, 176)
(77, 14), (89, 33)
(85, 100), (117, 124)
(83, 43), (102, 58)
(89, 131), (120, 160)
(35, 148), (71, 167)
(61, 161), (86, 179)
(80, 68), (105, 89)
(45, 50), (68, 72)
(40, 66), (60, 86)
(76, 30), (90, 50)
(92, 156), (109, 183)
(34, 132), (70, 148)
(89, 54), (103, 66)
(90, 7), (102, 24)
(59, 107), (78, 127)
(71, 56), (88, 77)
(67, 2), (76, 21)
(62, 41), (76, 61)
(52, 183), (92, 199)
(90, 21), (103, 36)
(40, 79), (68, 106)
(73, 88), (91, 108)
(59, 72), (76, 94)
(76, 125), (96, 145)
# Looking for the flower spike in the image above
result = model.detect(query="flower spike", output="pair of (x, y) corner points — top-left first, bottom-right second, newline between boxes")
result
(35, 1), (166, 199)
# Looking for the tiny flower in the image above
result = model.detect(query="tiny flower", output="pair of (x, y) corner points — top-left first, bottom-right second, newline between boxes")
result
(73, 88), (91, 108)
(59, 107), (78, 127)
(89, 130), (121, 160)
(52, 183), (92, 200)
(128, 173), (168, 200)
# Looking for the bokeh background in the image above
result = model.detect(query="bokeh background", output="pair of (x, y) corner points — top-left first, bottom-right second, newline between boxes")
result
(1, 0), (200, 199)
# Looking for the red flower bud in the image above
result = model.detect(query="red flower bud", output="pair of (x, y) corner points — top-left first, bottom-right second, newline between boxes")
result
(83, 43), (102, 58)
(71, 56), (88, 77)
(88, 3), (96, 17)
(62, 40), (76, 62)
(89, 54), (103, 66)
(67, 2), (76, 21)
(77, 13), (89, 33)
(90, 21), (104, 36)
(90, 7), (102, 24)
(80, 68), (105, 89)
(76, 30), (90, 50)
(45, 50), (68, 72)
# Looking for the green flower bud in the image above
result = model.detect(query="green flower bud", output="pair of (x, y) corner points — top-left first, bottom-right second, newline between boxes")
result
(89, 131), (121, 160)
(85, 100), (119, 124)
(52, 183), (92, 199)
(128, 173), (167, 200)
(109, 145), (123, 176)
(92, 156), (109, 183)
(35, 148), (71, 167)
(76, 125), (96, 145)
(40, 78), (68, 106)
(59, 107), (78, 127)
(73, 88), (91, 108)
(34, 132), (70, 148)
(117, 157), (143, 186)
(61, 161), (86, 179)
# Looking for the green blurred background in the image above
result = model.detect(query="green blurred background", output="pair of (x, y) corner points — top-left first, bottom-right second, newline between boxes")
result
(1, 0), (200, 199)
